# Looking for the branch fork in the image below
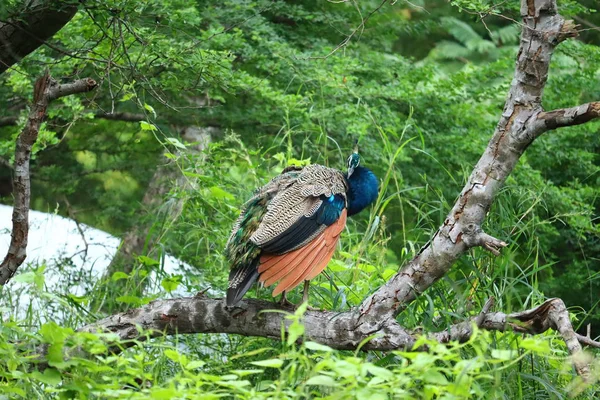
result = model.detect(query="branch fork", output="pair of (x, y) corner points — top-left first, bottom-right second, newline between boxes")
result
(461, 223), (508, 256)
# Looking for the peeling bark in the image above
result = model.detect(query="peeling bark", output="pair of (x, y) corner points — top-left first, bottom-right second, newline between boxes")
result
(78, 297), (600, 356)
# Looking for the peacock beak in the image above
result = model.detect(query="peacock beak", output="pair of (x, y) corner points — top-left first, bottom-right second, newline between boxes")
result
(347, 165), (355, 178)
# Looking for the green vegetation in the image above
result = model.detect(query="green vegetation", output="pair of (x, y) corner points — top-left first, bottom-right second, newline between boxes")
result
(0, 0), (598, 398)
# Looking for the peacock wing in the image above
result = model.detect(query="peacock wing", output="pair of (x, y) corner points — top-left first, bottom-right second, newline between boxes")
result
(225, 165), (303, 255)
(250, 164), (348, 254)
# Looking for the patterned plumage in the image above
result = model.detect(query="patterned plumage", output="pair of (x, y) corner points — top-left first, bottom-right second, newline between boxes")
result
(225, 151), (378, 307)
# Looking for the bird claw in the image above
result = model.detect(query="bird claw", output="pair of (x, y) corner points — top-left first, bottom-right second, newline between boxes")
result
(278, 293), (295, 308)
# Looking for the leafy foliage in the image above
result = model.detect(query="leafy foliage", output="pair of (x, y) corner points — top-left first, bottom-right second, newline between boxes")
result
(0, 0), (599, 398)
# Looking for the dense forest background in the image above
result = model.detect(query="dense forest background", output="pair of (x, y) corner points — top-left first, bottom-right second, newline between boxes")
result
(0, 0), (598, 398)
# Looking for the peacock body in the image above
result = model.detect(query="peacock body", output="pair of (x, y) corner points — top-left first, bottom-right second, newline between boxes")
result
(225, 151), (378, 306)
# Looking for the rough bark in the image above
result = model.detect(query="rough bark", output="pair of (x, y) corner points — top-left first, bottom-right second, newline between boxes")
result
(0, 72), (97, 284)
(0, 1), (80, 75)
(81, 297), (600, 354)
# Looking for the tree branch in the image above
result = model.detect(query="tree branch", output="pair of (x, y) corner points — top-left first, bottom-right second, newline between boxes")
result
(76, 296), (599, 361)
(0, 72), (97, 284)
(0, 1), (81, 75)
(355, 0), (583, 326)
(529, 102), (600, 134)
(0, 116), (18, 127)
(95, 112), (146, 122)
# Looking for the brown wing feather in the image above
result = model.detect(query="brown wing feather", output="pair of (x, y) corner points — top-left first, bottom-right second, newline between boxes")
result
(302, 209), (347, 282)
(258, 235), (323, 280)
(260, 238), (325, 287)
(264, 209), (347, 296)
(271, 243), (328, 296)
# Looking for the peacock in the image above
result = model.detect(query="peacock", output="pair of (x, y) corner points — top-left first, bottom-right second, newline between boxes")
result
(225, 146), (379, 307)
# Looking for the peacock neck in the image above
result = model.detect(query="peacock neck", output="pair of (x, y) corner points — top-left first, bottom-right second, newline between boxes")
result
(345, 166), (379, 217)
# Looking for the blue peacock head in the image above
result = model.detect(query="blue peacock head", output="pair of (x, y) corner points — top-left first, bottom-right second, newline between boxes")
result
(346, 150), (360, 178)
(344, 143), (379, 216)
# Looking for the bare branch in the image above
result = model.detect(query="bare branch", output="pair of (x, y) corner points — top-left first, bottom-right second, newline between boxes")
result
(95, 112), (146, 122)
(80, 297), (417, 352)
(0, 72), (97, 284)
(0, 116), (18, 127)
(529, 102), (600, 136)
(47, 78), (98, 101)
(461, 224), (508, 256)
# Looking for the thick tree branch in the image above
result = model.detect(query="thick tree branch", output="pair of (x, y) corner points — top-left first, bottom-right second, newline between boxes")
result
(0, 72), (97, 284)
(355, 0), (584, 326)
(0, 1), (80, 74)
(76, 297), (599, 363)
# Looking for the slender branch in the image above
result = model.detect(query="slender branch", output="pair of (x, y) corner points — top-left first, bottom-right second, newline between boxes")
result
(0, 72), (97, 284)
(0, 116), (18, 127)
(95, 112), (146, 122)
(0, 111), (148, 126)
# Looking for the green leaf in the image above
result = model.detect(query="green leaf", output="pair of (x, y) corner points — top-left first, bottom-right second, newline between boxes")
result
(491, 349), (517, 360)
(115, 295), (145, 306)
(30, 368), (62, 386)
(208, 186), (235, 201)
(185, 361), (206, 370)
(164, 349), (186, 364)
(305, 375), (338, 386)
(140, 121), (157, 131)
(144, 103), (157, 118)
(165, 137), (186, 149)
(423, 370), (449, 385)
(111, 271), (129, 281)
(161, 276), (182, 292)
(231, 369), (264, 376)
(304, 341), (333, 352)
(250, 359), (283, 368)
(363, 364), (394, 380)
(120, 93), (134, 102)
(12, 272), (35, 284)
(519, 338), (551, 354)
(287, 320), (304, 345)
(137, 255), (160, 266)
